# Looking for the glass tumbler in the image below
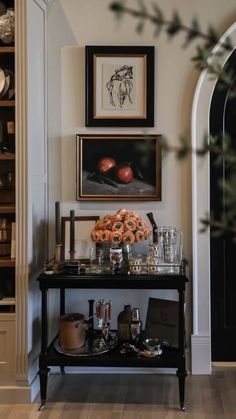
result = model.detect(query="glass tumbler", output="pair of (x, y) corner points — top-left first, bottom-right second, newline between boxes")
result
(109, 246), (123, 273)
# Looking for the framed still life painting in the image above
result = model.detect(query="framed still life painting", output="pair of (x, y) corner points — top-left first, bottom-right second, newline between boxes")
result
(76, 134), (162, 201)
(85, 45), (155, 127)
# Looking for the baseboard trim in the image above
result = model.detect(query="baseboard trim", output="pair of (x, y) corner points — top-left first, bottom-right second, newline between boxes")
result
(0, 374), (40, 403)
(191, 334), (212, 374)
(0, 386), (32, 403)
(212, 362), (236, 368)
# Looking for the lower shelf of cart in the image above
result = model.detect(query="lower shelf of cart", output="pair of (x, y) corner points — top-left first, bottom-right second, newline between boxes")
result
(43, 339), (181, 369)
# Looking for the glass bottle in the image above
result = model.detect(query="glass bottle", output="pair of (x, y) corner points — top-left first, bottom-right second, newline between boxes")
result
(117, 304), (132, 341)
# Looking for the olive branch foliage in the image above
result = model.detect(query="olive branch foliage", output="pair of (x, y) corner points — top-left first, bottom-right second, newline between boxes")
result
(110, 0), (236, 240)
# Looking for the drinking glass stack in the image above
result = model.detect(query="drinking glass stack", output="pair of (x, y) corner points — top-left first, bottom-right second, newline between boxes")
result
(146, 227), (183, 274)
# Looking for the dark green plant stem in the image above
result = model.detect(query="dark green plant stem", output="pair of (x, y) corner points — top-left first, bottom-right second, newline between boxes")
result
(110, 2), (231, 50)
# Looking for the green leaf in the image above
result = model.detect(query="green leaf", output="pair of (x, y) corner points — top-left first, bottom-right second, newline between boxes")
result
(222, 133), (231, 152)
(191, 46), (203, 62)
(137, 0), (146, 15)
(136, 19), (144, 33)
(211, 230), (223, 238)
(176, 136), (190, 159)
(207, 25), (219, 46)
(223, 36), (233, 50)
(159, 136), (170, 158)
(152, 3), (164, 23)
(183, 17), (201, 47)
(152, 3), (164, 36)
(109, 1), (125, 18)
(166, 11), (182, 37)
(154, 22), (164, 37)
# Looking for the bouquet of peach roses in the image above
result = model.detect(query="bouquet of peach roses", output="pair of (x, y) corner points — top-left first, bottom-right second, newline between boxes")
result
(91, 209), (151, 245)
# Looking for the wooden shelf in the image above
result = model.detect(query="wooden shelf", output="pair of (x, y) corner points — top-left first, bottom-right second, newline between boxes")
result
(0, 46), (14, 54)
(0, 257), (15, 267)
(0, 100), (15, 107)
(0, 297), (15, 306)
(0, 152), (15, 160)
(0, 311), (15, 318)
(0, 204), (15, 213)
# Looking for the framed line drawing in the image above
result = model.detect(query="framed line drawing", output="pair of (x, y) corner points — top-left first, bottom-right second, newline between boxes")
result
(61, 216), (99, 262)
(86, 45), (155, 127)
(76, 134), (162, 201)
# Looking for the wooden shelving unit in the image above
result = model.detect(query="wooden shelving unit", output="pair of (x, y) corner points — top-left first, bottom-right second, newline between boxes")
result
(0, 7), (15, 321)
(0, 100), (15, 107)
(0, 204), (15, 213)
(0, 257), (15, 267)
(0, 46), (14, 54)
(0, 152), (15, 160)
(0, 297), (15, 306)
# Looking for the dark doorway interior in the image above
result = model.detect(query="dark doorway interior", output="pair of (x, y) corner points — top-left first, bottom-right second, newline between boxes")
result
(210, 49), (236, 361)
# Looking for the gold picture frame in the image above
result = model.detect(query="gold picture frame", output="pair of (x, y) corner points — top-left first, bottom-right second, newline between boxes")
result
(76, 134), (162, 201)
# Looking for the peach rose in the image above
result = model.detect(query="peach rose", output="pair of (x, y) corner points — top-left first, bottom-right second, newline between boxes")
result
(100, 229), (111, 242)
(111, 230), (123, 244)
(91, 229), (101, 242)
(122, 231), (135, 245)
(135, 230), (145, 242)
(124, 218), (137, 232)
(112, 221), (124, 232)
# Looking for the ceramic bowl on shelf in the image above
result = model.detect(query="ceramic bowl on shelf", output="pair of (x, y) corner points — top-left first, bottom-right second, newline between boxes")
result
(0, 67), (5, 95)
(143, 337), (170, 350)
(0, 68), (10, 98)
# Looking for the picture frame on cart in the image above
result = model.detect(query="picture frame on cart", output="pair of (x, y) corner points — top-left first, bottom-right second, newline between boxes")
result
(61, 216), (99, 262)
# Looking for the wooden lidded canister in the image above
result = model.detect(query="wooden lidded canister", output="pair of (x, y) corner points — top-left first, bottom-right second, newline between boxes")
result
(59, 313), (87, 349)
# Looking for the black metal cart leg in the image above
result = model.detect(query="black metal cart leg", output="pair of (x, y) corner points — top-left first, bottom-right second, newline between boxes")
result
(176, 369), (187, 411)
(38, 366), (50, 410)
(60, 366), (65, 375)
(177, 288), (187, 411)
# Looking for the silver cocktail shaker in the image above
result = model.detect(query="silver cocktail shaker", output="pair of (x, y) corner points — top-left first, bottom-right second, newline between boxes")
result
(130, 308), (142, 341)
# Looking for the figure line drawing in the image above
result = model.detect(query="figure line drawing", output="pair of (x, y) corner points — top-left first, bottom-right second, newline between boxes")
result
(106, 65), (134, 109)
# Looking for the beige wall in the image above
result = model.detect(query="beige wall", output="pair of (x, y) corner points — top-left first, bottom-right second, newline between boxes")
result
(47, 0), (236, 354)
(52, 0), (236, 251)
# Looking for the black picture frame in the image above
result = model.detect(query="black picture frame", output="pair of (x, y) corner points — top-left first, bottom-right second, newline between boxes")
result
(76, 134), (162, 201)
(86, 45), (155, 127)
(145, 297), (179, 348)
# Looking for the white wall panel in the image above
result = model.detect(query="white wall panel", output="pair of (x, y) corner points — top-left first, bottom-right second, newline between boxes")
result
(14, 0), (48, 395)
(26, 0), (48, 384)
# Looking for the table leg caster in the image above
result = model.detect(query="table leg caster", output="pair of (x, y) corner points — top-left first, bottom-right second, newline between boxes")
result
(38, 400), (46, 411)
(60, 366), (65, 375)
(180, 404), (186, 412)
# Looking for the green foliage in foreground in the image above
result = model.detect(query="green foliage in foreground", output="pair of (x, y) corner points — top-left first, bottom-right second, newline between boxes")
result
(110, 0), (236, 239)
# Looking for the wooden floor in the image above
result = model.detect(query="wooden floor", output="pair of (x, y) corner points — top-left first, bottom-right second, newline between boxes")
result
(0, 367), (236, 418)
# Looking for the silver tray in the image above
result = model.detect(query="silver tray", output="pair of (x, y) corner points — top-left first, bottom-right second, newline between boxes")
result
(54, 332), (118, 357)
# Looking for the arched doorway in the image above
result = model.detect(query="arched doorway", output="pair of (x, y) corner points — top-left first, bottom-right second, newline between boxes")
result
(191, 22), (236, 373)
